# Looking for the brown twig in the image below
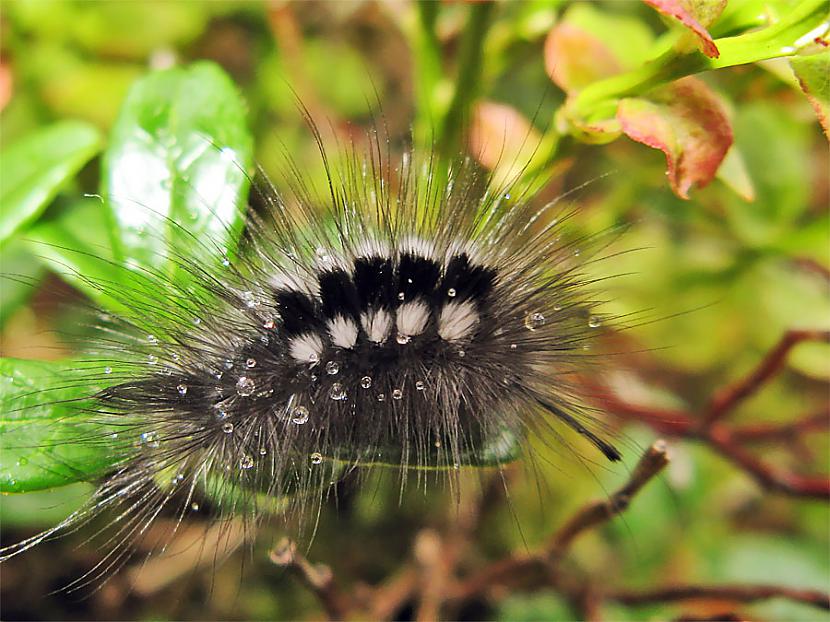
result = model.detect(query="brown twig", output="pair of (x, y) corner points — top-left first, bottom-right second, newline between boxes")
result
(703, 329), (830, 426)
(585, 329), (830, 500)
(450, 441), (670, 604)
(547, 440), (670, 559)
(730, 410), (829, 443)
(608, 583), (830, 611)
(269, 539), (350, 621)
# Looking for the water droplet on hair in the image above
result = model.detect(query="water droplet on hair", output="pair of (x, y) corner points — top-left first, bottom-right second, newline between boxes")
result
(192, 317), (201, 326)
(214, 407), (228, 420)
(433, 439), (441, 448)
(329, 383), (346, 401)
(396, 333), (411, 345)
(308, 352), (320, 364)
(246, 358), (257, 368)
(509, 343), (517, 350)
(224, 359), (234, 370)
(525, 312), (546, 331)
(325, 361), (340, 375)
(377, 393), (386, 402)
(447, 288), (457, 298)
(147, 354), (158, 365)
(222, 256), (231, 267)
(588, 315), (601, 328)
(573, 248), (581, 257)
(291, 406), (309, 424)
(240, 454), (254, 470)
(553, 304), (563, 312)
(397, 292), (405, 301)
(504, 192), (511, 200)
(259, 447), (267, 455)
(457, 349), (466, 358)
(222, 422), (234, 434)
(241, 290), (258, 309)
(140, 431), (160, 448)
(147, 334), (158, 344)
(104, 366), (112, 374)
(415, 380), (425, 391)
(360, 376), (372, 389)
(392, 388), (403, 400)
(263, 318), (276, 330)
(191, 502), (200, 511)
(310, 452), (323, 465)
(177, 384), (188, 396)
(236, 376), (255, 396)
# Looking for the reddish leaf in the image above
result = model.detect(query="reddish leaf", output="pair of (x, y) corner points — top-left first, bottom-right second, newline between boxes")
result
(790, 51), (830, 140)
(544, 23), (621, 93)
(469, 102), (541, 184)
(618, 77), (733, 199)
(643, 0), (726, 58)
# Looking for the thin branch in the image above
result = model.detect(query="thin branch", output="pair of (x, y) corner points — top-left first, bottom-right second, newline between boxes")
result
(703, 329), (830, 426)
(608, 583), (830, 611)
(450, 441), (670, 604)
(547, 440), (670, 559)
(269, 539), (350, 621)
(730, 410), (829, 443)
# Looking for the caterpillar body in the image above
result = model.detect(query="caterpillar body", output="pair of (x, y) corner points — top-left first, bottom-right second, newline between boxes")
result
(0, 129), (621, 586)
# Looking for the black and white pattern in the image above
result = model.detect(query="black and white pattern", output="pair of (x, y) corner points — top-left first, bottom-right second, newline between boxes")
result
(1, 139), (620, 584)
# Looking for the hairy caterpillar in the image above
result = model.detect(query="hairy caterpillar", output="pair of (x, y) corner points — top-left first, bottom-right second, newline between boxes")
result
(0, 117), (623, 590)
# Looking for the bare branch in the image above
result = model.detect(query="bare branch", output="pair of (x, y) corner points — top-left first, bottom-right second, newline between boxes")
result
(608, 583), (830, 611)
(269, 539), (350, 620)
(704, 329), (830, 426)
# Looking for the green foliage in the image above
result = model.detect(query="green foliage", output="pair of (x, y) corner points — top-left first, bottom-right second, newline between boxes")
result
(0, 1), (827, 619)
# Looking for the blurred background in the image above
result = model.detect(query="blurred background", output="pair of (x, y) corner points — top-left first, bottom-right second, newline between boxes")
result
(0, 1), (828, 620)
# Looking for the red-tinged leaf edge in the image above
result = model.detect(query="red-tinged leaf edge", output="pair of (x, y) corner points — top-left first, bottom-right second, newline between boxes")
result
(643, 0), (723, 58)
(617, 77), (733, 199)
(790, 51), (830, 140)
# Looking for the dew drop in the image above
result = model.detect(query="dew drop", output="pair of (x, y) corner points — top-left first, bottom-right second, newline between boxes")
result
(415, 380), (425, 391)
(177, 384), (188, 396)
(140, 431), (160, 448)
(310, 452), (323, 465)
(325, 361), (340, 375)
(573, 248), (581, 257)
(397, 291), (405, 301)
(222, 422), (234, 434)
(396, 333), (411, 345)
(447, 288), (457, 298)
(104, 366), (112, 374)
(588, 315), (601, 328)
(392, 388), (403, 400)
(259, 447), (267, 455)
(291, 405), (309, 424)
(525, 312), (546, 331)
(360, 376), (372, 389)
(214, 407), (228, 420)
(308, 352), (320, 364)
(147, 354), (158, 365)
(222, 256), (231, 267)
(236, 376), (255, 396)
(377, 393), (386, 402)
(192, 317), (201, 326)
(224, 359), (234, 370)
(147, 334), (158, 344)
(457, 349), (466, 358)
(329, 383), (346, 401)
(434, 439), (441, 448)
(240, 454), (254, 470)
(246, 357), (257, 368)
(509, 343), (517, 350)
(191, 502), (200, 511)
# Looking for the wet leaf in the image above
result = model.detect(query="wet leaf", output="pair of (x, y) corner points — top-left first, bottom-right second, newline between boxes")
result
(0, 358), (118, 493)
(643, 0), (726, 58)
(618, 77), (733, 198)
(102, 61), (253, 285)
(790, 51), (830, 139)
(0, 120), (102, 246)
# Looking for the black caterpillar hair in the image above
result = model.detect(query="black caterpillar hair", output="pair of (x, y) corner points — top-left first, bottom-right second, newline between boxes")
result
(1, 123), (622, 587)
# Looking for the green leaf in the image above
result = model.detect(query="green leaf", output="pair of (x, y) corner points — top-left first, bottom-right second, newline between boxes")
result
(790, 50), (830, 139)
(0, 121), (102, 246)
(0, 358), (118, 493)
(101, 61), (253, 285)
(0, 241), (45, 329)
